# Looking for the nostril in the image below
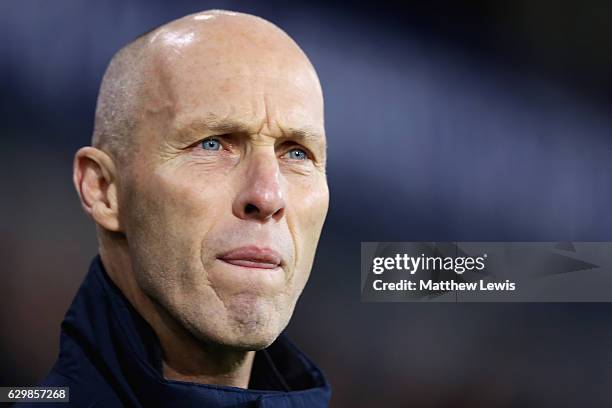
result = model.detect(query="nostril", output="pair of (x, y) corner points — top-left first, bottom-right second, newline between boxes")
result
(273, 207), (284, 219)
(245, 203), (258, 214)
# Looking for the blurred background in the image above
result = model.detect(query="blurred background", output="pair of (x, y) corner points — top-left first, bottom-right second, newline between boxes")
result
(1, 0), (611, 406)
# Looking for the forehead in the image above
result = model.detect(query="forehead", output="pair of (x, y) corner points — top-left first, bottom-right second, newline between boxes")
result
(145, 22), (324, 136)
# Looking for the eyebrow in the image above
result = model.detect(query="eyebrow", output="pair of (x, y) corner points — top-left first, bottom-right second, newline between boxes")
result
(283, 126), (326, 146)
(175, 115), (326, 146)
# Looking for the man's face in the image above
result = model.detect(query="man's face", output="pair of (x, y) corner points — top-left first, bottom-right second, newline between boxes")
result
(118, 18), (328, 350)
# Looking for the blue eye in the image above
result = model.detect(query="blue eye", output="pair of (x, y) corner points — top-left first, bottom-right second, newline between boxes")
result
(287, 148), (308, 160)
(201, 138), (221, 151)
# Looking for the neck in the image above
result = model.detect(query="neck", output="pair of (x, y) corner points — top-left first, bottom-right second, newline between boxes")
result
(99, 235), (255, 388)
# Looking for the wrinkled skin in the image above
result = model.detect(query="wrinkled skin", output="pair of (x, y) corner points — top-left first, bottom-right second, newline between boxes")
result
(74, 10), (328, 386)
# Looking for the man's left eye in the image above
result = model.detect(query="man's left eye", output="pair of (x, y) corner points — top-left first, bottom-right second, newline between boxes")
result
(284, 148), (308, 161)
(200, 138), (221, 151)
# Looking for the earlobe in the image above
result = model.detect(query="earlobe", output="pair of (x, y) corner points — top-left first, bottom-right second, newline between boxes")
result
(73, 147), (122, 232)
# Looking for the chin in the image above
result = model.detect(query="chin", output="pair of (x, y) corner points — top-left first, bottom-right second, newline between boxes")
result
(226, 331), (279, 351)
(192, 320), (282, 352)
(224, 293), (289, 346)
(185, 302), (289, 352)
(224, 311), (286, 351)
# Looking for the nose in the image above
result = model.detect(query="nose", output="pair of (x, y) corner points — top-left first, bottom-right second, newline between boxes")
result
(233, 151), (285, 222)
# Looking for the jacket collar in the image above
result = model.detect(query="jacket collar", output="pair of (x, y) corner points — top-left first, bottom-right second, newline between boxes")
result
(61, 255), (331, 407)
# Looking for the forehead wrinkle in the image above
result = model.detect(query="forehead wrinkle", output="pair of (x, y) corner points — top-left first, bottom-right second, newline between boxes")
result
(170, 115), (327, 166)
(141, 18), (324, 148)
(92, 9), (324, 167)
(282, 126), (326, 145)
(174, 114), (324, 143)
(173, 115), (250, 136)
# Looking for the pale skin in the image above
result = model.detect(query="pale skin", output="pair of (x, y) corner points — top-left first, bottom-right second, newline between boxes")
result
(72, 11), (328, 388)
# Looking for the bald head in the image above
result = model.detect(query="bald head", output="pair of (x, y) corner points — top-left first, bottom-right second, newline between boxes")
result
(76, 9), (328, 377)
(92, 10), (322, 165)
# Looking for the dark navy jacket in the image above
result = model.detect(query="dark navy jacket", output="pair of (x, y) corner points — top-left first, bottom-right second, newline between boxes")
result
(22, 256), (330, 407)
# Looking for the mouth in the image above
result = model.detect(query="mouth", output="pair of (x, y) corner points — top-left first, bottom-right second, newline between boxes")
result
(217, 246), (283, 270)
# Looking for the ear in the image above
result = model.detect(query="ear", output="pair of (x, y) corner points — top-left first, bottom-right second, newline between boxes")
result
(73, 147), (122, 232)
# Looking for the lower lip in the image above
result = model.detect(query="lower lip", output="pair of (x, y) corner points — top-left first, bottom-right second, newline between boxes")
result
(219, 259), (280, 270)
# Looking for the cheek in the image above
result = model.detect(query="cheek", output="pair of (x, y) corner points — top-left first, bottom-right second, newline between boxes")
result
(291, 176), (329, 234)
(125, 165), (230, 275)
(286, 175), (329, 281)
(153, 165), (230, 225)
